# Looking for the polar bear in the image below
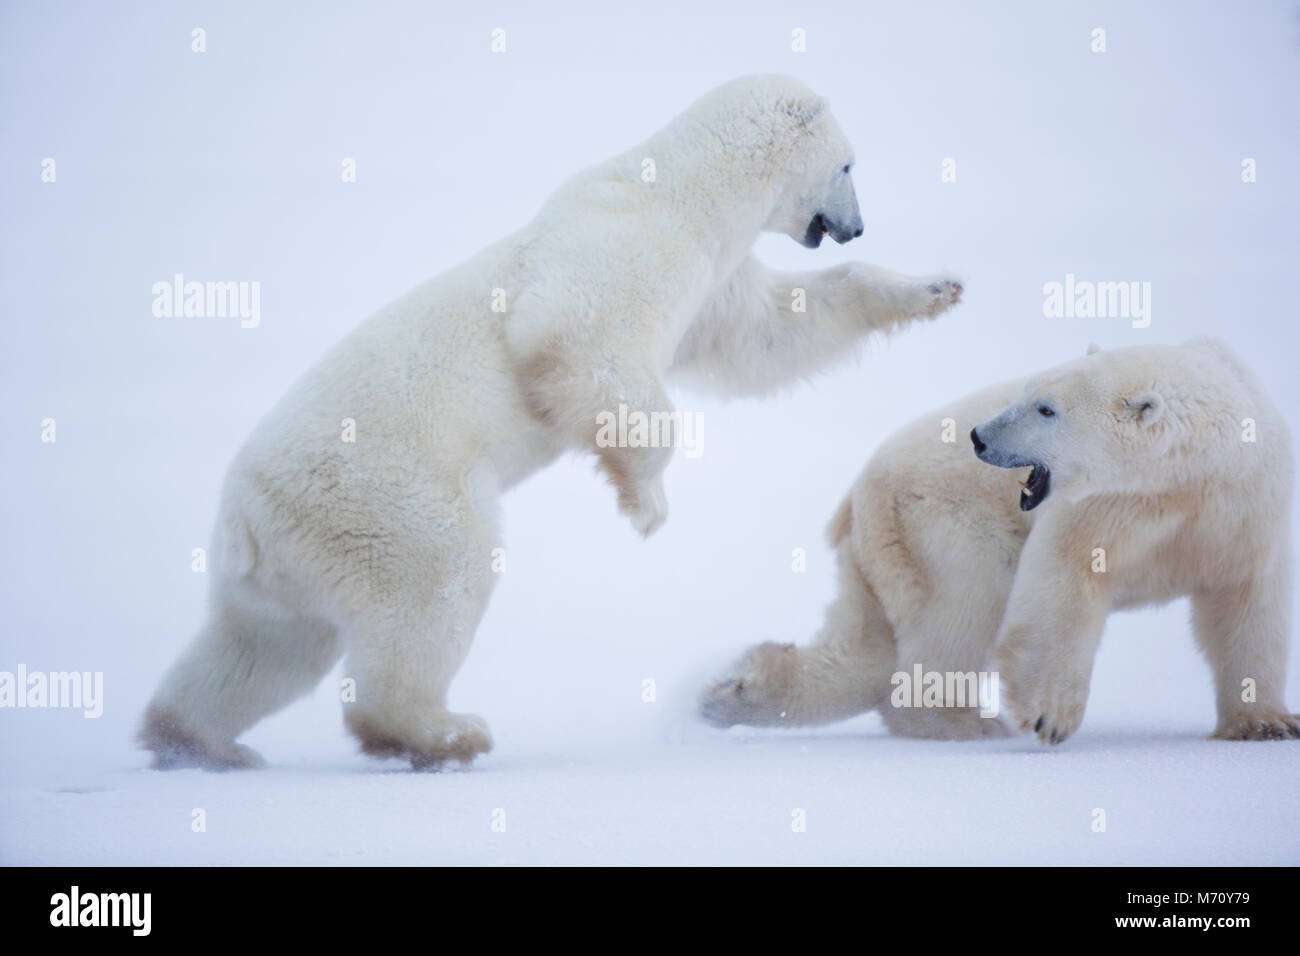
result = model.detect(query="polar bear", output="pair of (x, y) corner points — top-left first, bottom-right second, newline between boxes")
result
(700, 339), (1297, 744)
(140, 75), (964, 770)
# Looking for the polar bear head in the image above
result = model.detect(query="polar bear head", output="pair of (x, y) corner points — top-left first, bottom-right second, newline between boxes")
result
(970, 345), (1181, 512)
(763, 91), (863, 248)
(692, 75), (863, 248)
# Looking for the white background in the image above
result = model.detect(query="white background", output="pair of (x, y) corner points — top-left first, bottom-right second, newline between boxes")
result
(1, 0), (1298, 864)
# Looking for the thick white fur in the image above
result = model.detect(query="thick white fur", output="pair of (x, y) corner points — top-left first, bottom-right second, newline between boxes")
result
(700, 340), (1297, 745)
(140, 75), (964, 770)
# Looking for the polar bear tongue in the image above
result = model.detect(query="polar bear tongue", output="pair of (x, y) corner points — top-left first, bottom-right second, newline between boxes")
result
(1018, 465), (1051, 512)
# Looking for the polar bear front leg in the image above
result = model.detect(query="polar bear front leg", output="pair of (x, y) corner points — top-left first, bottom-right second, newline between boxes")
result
(1193, 566), (1300, 740)
(840, 262), (964, 331)
(517, 329), (676, 537)
(995, 616), (1103, 746)
(994, 523), (1110, 745)
(598, 440), (672, 538)
(671, 257), (963, 398)
(591, 370), (675, 537)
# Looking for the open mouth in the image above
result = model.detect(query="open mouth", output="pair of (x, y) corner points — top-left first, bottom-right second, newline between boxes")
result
(802, 213), (829, 248)
(1018, 464), (1051, 511)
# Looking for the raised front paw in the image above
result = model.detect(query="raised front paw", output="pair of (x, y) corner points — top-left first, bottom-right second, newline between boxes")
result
(1211, 712), (1300, 741)
(620, 476), (668, 538)
(921, 276), (963, 317)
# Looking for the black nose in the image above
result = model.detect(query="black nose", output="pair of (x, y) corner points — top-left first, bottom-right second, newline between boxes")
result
(853, 226), (863, 237)
(970, 427), (986, 454)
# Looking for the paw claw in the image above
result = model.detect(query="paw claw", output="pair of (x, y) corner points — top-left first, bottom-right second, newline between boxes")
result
(1212, 712), (1300, 741)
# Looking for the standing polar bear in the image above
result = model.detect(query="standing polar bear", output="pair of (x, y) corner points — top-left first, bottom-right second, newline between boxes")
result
(141, 75), (965, 770)
(701, 340), (1297, 744)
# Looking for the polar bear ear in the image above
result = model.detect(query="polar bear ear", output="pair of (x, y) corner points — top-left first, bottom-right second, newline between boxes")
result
(1086, 342), (1102, 356)
(1123, 392), (1164, 427)
(783, 94), (828, 129)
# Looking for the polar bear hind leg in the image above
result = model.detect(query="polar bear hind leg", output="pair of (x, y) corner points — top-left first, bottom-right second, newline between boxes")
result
(699, 544), (897, 728)
(337, 498), (498, 769)
(879, 582), (1013, 741)
(139, 581), (343, 770)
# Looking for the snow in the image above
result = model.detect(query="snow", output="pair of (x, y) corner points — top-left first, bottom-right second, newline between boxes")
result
(2, 0), (1299, 865)
(4, 693), (1298, 865)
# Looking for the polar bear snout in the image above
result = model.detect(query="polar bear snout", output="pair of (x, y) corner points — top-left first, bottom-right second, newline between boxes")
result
(970, 412), (1034, 469)
(971, 421), (1053, 511)
(801, 211), (863, 248)
(801, 176), (865, 248)
(831, 215), (865, 243)
(824, 200), (865, 244)
(970, 423), (1030, 468)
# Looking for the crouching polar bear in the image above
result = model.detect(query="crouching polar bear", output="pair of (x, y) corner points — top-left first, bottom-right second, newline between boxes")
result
(140, 75), (964, 770)
(701, 339), (1297, 744)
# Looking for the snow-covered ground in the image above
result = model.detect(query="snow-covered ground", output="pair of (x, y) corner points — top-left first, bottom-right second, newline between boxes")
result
(2, 1), (1298, 865)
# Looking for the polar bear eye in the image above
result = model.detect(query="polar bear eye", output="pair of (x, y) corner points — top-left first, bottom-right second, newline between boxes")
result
(842, 164), (851, 175)
(1038, 405), (1056, 418)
